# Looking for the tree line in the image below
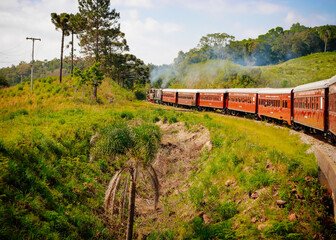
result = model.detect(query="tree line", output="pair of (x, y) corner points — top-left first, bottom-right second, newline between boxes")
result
(175, 23), (336, 68)
(0, 0), (150, 100)
(151, 23), (336, 88)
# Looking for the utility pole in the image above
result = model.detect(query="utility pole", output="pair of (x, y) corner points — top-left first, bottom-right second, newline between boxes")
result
(26, 37), (41, 93)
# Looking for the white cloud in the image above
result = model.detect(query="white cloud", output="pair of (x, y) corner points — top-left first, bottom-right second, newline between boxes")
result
(0, 0), (78, 67)
(173, 0), (289, 15)
(284, 11), (331, 28)
(119, 9), (183, 64)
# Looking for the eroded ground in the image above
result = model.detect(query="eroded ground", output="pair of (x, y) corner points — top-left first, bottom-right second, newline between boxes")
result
(134, 121), (211, 237)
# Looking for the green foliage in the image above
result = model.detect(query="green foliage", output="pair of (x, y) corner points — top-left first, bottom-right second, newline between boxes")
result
(168, 116), (178, 124)
(152, 52), (336, 89)
(120, 111), (134, 120)
(263, 220), (303, 239)
(187, 217), (235, 240)
(151, 23), (336, 89)
(134, 89), (146, 100)
(94, 122), (134, 158)
(106, 53), (150, 89)
(147, 230), (175, 240)
(73, 62), (104, 100)
(73, 62), (104, 88)
(0, 75), (9, 87)
(1, 108), (28, 121)
(215, 201), (238, 221)
(78, 0), (128, 62)
(132, 123), (161, 164)
(0, 128), (113, 239)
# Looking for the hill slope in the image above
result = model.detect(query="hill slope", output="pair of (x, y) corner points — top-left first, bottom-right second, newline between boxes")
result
(1, 76), (336, 239)
(164, 52), (336, 89)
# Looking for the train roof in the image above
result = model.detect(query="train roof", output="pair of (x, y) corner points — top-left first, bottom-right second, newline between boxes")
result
(227, 88), (262, 93)
(162, 89), (200, 93)
(258, 88), (293, 94)
(162, 88), (179, 92)
(198, 89), (228, 93)
(293, 75), (336, 92)
(176, 89), (200, 93)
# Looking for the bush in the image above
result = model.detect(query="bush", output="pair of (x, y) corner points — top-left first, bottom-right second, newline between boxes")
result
(168, 116), (178, 124)
(120, 111), (134, 120)
(95, 122), (134, 157)
(132, 123), (161, 164)
(134, 89), (146, 100)
(188, 217), (235, 240)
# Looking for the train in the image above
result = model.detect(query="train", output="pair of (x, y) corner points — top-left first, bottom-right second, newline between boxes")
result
(147, 75), (336, 143)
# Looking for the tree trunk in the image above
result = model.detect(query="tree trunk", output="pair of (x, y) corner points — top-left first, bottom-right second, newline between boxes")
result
(92, 83), (97, 101)
(324, 31), (328, 53)
(60, 30), (64, 83)
(126, 169), (136, 240)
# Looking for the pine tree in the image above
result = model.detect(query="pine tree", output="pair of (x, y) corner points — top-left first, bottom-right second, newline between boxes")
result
(78, 0), (128, 100)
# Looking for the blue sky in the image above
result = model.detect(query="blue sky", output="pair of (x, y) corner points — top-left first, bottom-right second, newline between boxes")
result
(0, 0), (335, 68)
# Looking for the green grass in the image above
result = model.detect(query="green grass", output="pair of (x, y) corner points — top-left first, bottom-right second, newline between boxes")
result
(145, 111), (335, 239)
(1, 75), (335, 239)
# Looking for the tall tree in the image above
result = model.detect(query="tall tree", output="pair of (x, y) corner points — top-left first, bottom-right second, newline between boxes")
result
(198, 33), (235, 59)
(68, 13), (85, 75)
(51, 13), (70, 83)
(78, 0), (129, 100)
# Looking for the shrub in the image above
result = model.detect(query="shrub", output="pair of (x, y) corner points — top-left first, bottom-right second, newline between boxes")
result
(132, 123), (161, 164)
(95, 122), (134, 157)
(168, 116), (178, 124)
(216, 201), (238, 221)
(120, 111), (134, 120)
(134, 89), (146, 100)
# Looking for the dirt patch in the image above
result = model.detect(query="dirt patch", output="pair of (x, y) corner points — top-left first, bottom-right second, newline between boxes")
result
(134, 121), (211, 236)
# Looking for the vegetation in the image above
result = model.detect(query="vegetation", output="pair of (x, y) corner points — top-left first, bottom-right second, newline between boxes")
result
(1, 2), (336, 237)
(142, 110), (336, 239)
(152, 52), (336, 89)
(0, 74), (335, 239)
(151, 23), (336, 89)
(179, 23), (336, 67)
(0, 75), (9, 88)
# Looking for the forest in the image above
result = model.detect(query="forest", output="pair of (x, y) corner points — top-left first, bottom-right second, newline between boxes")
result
(151, 23), (336, 89)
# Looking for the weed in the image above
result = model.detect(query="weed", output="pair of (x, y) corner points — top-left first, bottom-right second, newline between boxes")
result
(147, 230), (175, 240)
(168, 116), (178, 124)
(120, 111), (134, 120)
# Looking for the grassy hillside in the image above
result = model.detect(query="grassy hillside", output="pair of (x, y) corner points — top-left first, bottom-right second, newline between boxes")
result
(168, 52), (336, 89)
(1, 76), (335, 239)
(260, 52), (336, 87)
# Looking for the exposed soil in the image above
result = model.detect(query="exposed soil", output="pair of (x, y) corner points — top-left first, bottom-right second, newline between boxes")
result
(134, 121), (211, 237)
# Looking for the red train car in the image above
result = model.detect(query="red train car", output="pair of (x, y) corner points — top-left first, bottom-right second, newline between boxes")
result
(198, 89), (227, 110)
(227, 88), (260, 115)
(162, 89), (178, 105)
(293, 79), (330, 132)
(328, 76), (336, 139)
(177, 89), (199, 107)
(258, 88), (293, 125)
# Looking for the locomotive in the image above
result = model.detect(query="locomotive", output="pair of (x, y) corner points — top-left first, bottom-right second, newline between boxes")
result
(147, 75), (336, 143)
